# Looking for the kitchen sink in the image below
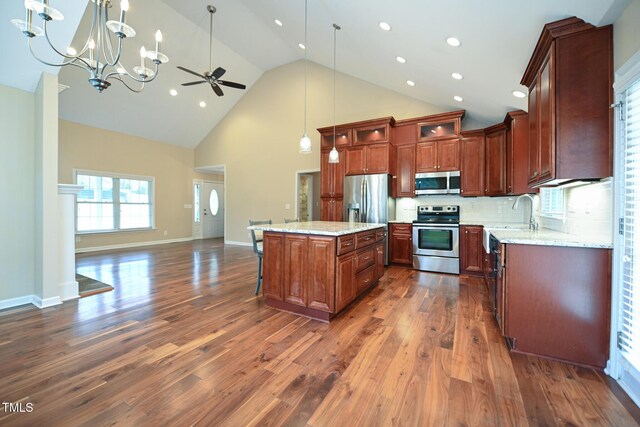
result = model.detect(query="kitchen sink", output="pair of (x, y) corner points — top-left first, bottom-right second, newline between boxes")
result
(482, 225), (529, 253)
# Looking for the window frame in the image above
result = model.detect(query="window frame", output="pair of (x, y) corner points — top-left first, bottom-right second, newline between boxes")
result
(74, 169), (156, 234)
(539, 187), (566, 220)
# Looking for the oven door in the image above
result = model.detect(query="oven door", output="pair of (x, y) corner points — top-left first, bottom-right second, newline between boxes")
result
(412, 224), (459, 257)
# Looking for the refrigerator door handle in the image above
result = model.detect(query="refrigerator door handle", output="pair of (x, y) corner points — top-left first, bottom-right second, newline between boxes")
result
(363, 178), (368, 223)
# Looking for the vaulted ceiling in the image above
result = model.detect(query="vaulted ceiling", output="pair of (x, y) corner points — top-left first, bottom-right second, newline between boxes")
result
(0, 0), (628, 148)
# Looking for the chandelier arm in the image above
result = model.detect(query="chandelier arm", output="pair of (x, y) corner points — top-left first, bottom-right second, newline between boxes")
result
(100, 29), (124, 75)
(42, 20), (77, 61)
(110, 76), (145, 93)
(75, 0), (100, 58)
(108, 62), (160, 84)
(28, 37), (86, 68)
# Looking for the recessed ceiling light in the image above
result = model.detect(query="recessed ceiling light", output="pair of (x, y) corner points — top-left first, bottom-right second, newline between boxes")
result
(274, 19), (283, 27)
(199, 101), (206, 108)
(451, 72), (463, 80)
(170, 89), (177, 96)
(66, 46), (77, 56)
(446, 37), (461, 47)
(406, 80), (415, 87)
(513, 90), (527, 98)
(298, 43), (306, 50)
(396, 56), (407, 64)
(379, 22), (391, 31)
(454, 95), (463, 102)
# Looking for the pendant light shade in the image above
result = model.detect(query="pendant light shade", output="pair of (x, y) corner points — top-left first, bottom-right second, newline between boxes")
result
(328, 23), (341, 164)
(299, 0), (311, 154)
(328, 146), (339, 163)
(299, 133), (312, 153)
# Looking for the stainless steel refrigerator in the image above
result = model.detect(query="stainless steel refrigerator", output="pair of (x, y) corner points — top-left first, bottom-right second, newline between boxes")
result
(344, 174), (395, 264)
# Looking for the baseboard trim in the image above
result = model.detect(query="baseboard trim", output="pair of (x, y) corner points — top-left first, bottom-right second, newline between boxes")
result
(76, 237), (194, 253)
(59, 280), (79, 301)
(32, 296), (62, 308)
(225, 240), (252, 247)
(0, 295), (35, 311)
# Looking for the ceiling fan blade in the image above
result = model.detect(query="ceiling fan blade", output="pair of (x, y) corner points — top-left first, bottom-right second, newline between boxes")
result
(218, 80), (246, 90)
(210, 82), (224, 96)
(182, 81), (207, 86)
(211, 67), (226, 79)
(177, 66), (206, 79)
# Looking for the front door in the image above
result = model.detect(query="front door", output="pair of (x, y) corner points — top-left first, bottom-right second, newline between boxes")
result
(203, 181), (224, 238)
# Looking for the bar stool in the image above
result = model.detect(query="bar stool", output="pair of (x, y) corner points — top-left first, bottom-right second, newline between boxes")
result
(249, 219), (271, 294)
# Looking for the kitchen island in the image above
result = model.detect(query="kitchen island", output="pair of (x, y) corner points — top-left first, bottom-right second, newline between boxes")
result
(248, 221), (386, 321)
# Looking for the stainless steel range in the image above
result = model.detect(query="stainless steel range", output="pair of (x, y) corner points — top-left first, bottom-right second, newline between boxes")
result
(412, 205), (460, 274)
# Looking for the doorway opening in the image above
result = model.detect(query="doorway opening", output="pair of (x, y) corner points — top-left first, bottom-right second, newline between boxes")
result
(193, 165), (225, 240)
(296, 170), (320, 221)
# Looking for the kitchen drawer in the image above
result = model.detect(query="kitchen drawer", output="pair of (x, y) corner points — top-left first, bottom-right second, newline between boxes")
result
(355, 265), (376, 294)
(356, 231), (376, 249)
(390, 223), (412, 235)
(337, 234), (356, 255)
(355, 246), (375, 273)
(376, 229), (386, 241)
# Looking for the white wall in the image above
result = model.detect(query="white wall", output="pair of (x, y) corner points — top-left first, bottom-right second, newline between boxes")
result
(0, 84), (36, 302)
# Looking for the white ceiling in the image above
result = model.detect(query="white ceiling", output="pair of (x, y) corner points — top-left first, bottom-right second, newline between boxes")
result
(1, 0), (629, 148)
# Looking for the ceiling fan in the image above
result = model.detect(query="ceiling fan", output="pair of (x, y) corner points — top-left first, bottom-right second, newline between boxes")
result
(177, 5), (246, 97)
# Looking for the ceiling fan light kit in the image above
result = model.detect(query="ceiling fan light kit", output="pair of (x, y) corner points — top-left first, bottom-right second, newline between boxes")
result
(12, 0), (169, 93)
(177, 5), (247, 97)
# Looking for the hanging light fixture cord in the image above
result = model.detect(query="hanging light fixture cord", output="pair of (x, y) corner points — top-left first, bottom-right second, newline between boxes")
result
(333, 24), (341, 148)
(304, 0), (308, 136)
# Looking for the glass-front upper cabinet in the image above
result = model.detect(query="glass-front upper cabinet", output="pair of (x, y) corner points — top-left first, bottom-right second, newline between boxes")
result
(319, 127), (351, 149)
(353, 123), (389, 145)
(416, 110), (465, 142)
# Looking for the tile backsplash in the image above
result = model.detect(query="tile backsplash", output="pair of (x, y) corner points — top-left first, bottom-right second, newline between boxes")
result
(395, 195), (529, 224)
(538, 179), (613, 243)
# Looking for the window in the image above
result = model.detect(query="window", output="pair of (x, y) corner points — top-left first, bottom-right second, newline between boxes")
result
(194, 183), (201, 223)
(540, 187), (564, 218)
(75, 171), (154, 233)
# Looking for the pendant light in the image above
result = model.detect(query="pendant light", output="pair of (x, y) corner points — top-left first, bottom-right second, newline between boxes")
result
(298, 0), (312, 154)
(328, 23), (341, 164)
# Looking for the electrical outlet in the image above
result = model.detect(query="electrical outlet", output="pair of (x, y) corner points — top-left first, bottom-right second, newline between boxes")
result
(163, 230), (168, 236)
(285, 203), (291, 210)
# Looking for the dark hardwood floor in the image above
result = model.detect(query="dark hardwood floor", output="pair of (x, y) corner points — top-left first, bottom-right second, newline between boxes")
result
(0, 238), (638, 426)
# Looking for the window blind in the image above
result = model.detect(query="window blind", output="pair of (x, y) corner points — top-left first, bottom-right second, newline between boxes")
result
(619, 78), (640, 369)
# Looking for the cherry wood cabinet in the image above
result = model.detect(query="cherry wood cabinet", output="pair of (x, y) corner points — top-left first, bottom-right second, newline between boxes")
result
(416, 110), (464, 142)
(345, 144), (390, 175)
(503, 244), (611, 368)
(321, 198), (343, 222)
(389, 223), (413, 266)
(416, 139), (459, 173)
(484, 124), (507, 196)
(319, 127), (351, 150)
(263, 227), (385, 322)
(459, 130), (485, 197)
(505, 110), (535, 195)
(460, 225), (484, 275)
(321, 149), (345, 198)
(522, 17), (613, 187)
(394, 144), (416, 197)
(353, 121), (391, 145)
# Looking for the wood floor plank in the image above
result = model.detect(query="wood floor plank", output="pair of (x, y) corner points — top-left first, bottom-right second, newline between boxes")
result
(0, 239), (636, 427)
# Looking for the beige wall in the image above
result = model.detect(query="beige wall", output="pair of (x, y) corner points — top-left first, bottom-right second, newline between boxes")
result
(0, 84), (36, 302)
(195, 60), (446, 244)
(59, 120), (221, 250)
(614, 0), (640, 70)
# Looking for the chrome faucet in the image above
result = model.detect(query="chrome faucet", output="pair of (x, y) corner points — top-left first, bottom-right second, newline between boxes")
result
(512, 194), (539, 230)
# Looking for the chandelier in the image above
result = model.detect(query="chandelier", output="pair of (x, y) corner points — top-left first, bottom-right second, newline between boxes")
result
(11, 0), (169, 93)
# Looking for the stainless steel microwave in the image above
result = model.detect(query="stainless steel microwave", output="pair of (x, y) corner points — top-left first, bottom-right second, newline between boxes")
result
(415, 171), (461, 195)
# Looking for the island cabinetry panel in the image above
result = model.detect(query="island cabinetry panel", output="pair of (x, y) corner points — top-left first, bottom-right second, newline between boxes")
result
(262, 227), (385, 321)
(522, 18), (613, 186)
(460, 225), (484, 275)
(262, 233), (285, 301)
(335, 253), (356, 312)
(504, 244), (611, 368)
(459, 130), (485, 197)
(389, 223), (413, 266)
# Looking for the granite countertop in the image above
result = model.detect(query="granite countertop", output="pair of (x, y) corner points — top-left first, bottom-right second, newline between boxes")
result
(247, 221), (386, 236)
(460, 221), (529, 228)
(489, 228), (613, 249)
(388, 220), (413, 224)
